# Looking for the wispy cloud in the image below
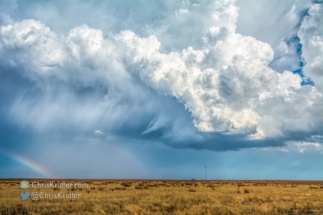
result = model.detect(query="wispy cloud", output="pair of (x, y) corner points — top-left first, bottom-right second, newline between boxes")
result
(263, 141), (323, 153)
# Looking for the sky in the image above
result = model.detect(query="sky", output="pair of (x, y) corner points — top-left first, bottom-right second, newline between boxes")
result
(0, 0), (322, 180)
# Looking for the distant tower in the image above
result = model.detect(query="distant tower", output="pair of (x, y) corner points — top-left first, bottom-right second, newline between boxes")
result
(205, 166), (207, 180)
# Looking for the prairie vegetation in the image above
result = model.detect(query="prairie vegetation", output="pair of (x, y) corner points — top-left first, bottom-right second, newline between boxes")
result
(0, 179), (322, 214)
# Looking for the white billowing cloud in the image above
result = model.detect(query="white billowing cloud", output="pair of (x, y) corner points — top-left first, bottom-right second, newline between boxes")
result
(113, 2), (322, 138)
(0, 0), (322, 145)
(0, 19), (66, 71)
(122, 30), (321, 138)
(298, 3), (323, 92)
(0, 21), (195, 140)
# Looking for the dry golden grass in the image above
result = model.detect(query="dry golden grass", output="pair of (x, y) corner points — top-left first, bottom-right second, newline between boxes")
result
(0, 179), (322, 215)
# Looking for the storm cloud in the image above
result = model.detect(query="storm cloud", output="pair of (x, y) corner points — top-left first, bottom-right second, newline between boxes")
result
(0, 0), (322, 152)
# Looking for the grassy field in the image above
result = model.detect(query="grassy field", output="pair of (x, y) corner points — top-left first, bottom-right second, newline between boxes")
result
(0, 179), (322, 215)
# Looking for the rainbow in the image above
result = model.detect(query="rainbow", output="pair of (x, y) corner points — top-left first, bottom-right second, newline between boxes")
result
(0, 149), (55, 178)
